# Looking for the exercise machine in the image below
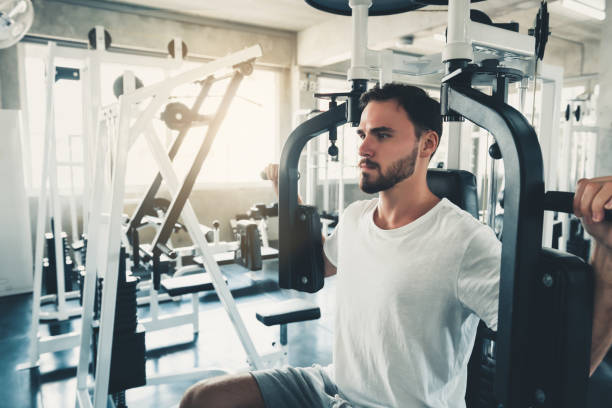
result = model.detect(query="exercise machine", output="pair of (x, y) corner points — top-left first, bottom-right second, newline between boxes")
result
(279, 1), (611, 407)
(20, 42), (85, 371)
(75, 44), (320, 408)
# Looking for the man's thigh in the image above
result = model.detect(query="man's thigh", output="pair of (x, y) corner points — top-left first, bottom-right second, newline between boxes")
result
(252, 365), (351, 408)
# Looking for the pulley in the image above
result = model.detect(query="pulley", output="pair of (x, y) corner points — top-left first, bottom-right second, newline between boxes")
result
(529, 1), (550, 61)
(160, 101), (207, 130)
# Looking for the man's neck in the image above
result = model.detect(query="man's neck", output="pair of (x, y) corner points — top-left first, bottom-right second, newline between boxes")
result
(374, 171), (440, 230)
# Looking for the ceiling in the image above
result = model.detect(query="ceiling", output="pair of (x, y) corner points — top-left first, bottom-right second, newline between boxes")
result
(109, 0), (334, 32)
(110, 0), (604, 40)
(108, 0), (604, 68)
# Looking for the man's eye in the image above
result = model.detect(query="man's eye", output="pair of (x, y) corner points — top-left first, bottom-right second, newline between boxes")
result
(378, 133), (390, 139)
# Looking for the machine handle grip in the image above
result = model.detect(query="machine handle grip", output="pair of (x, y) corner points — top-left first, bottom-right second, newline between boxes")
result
(544, 191), (612, 221)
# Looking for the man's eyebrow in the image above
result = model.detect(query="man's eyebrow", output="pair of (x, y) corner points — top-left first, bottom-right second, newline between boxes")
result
(371, 126), (394, 133)
(356, 126), (395, 135)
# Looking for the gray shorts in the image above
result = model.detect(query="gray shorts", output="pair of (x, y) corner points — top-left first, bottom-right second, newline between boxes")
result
(251, 365), (353, 408)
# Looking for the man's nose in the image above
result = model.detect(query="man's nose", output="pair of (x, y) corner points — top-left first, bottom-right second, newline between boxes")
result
(358, 134), (375, 157)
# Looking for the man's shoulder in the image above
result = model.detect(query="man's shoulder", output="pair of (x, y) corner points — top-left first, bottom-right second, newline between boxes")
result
(438, 199), (497, 241)
(344, 198), (377, 218)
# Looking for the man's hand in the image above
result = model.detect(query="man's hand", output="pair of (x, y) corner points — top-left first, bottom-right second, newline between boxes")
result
(264, 163), (279, 197)
(573, 176), (612, 254)
(573, 176), (612, 375)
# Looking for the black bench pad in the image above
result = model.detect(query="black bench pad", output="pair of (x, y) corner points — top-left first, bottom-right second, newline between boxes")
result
(194, 246), (279, 266)
(161, 273), (227, 296)
(256, 299), (321, 326)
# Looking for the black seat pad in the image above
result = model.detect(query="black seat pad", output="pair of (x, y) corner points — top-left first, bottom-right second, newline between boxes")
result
(161, 273), (227, 296)
(256, 299), (321, 326)
(194, 246), (278, 266)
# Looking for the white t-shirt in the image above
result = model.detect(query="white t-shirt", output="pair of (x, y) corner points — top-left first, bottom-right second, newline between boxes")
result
(323, 198), (501, 408)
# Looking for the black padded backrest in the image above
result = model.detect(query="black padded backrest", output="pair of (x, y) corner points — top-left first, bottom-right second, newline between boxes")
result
(426, 169), (479, 218)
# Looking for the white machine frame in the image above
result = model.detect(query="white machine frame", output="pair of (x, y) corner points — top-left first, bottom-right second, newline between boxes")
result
(75, 44), (295, 408)
(20, 42), (84, 371)
(306, 0), (564, 246)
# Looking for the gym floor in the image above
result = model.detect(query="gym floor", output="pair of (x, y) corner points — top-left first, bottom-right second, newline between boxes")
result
(1, 259), (336, 408)
(3, 259), (612, 407)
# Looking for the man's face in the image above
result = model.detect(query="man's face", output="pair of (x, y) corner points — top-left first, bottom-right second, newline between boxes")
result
(357, 100), (421, 194)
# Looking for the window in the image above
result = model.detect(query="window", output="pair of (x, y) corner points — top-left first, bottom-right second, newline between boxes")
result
(23, 47), (85, 192)
(21, 43), (279, 192)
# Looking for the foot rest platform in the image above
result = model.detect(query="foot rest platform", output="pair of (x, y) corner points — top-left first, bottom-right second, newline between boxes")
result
(255, 299), (321, 326)
(161, 273), (227, 296)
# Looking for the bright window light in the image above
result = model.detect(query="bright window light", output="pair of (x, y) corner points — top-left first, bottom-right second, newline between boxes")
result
(22, 43), (279, 192)
(561, 0), (606, 20)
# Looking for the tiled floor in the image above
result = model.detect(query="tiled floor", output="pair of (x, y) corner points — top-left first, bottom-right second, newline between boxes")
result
(3, 258), (612, 407)
(1, 259), (336, 408)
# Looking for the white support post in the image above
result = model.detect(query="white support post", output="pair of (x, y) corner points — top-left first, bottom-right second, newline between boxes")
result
(338, 125), (345, 215)
(91, 76), (134, 408)
(446, 121), (462, 169)
(323, 140), (329, 213)
(348, 0), (372, 81)
(538, 64), (564, 248)
(442, 0), (473, 63)
(517, 77), (529, 116)
(48, 106), (68, 320)
(81, 67), (92, 235)
(191, 293), (199, 334)
(76, 115), (111, 391)
(26, 42), (57, 368)
(68, 134), (79, 243)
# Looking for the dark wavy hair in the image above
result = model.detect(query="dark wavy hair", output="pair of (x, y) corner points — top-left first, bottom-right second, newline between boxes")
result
(359, 83), (442, 157)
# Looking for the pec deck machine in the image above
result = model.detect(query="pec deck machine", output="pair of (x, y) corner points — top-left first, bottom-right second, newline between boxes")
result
(279, 1), (612, 407)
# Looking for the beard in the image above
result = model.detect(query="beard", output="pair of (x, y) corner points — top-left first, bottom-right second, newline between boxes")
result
(359, 144), (419, 194)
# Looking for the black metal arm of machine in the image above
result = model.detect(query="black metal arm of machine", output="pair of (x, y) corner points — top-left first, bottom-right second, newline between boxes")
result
(442, 68), (600, 408)
(278, 102), (349, 292)
(544, 191), (612, 221)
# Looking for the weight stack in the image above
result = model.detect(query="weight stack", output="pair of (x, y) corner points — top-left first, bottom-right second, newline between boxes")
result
(43, 231), (74, 294)
(44, 232), (57, 295)
(234, 220), (262, 271)
(61, 233), (76, 291)
(42, 257), (51, 295)
(92, 247), (146, 394)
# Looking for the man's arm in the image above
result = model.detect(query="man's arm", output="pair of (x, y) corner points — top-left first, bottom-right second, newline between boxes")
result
(322, 235), (337, 277)
(573, 176), (612, 376)
(588, 243), (612, 375)
(264, 163), (337, 279)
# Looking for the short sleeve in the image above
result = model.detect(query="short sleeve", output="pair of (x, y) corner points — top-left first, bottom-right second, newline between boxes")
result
(323, 220), (340, 267)
(457, 226), (501, 330)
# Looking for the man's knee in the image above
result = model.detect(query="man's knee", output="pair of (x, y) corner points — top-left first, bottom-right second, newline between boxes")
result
(179, 373), (265, 408)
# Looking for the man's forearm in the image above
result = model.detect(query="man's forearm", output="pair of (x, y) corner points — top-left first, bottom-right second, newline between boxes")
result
(590, 242), (612, 376)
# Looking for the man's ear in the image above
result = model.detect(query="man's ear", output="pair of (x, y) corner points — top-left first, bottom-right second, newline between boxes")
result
(420, 130), (439, 158)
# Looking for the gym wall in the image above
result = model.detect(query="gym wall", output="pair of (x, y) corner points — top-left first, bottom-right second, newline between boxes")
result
(12, 0), (302, 256)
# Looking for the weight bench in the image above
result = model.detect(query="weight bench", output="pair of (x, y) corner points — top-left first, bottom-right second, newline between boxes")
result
(161, 273), (228, 297)
(193, 246), (279, 267)
(161, 273), (227, 297)
(256, 298), (321, 348)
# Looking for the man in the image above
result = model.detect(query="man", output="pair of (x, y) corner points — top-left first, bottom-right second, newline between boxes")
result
(180, 83), (612, 407)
